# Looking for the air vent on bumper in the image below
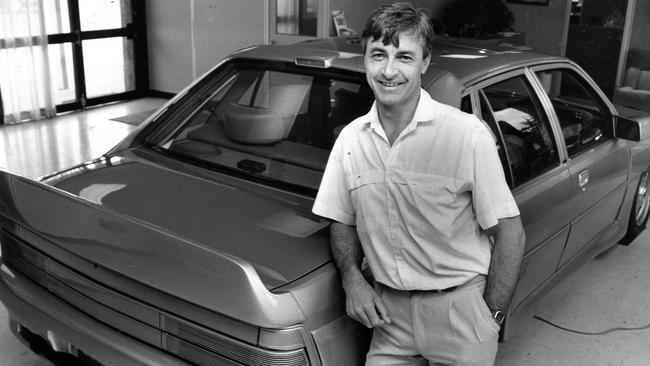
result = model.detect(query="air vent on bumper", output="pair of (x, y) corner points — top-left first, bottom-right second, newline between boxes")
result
(162, 315), (309, 366)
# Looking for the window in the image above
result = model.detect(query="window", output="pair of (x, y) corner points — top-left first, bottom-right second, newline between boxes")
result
(159, 61), (373, 192)
(480, 75), (559, 186)
(535, 69), (612, 157)
(1, 0), (146, 115)
(82, 37), (135, 98)
(460, 95), (472, 113)
(478, 91), (511, 186)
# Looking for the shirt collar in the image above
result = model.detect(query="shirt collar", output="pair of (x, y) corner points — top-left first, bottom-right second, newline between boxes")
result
(364, 88), (437, 136)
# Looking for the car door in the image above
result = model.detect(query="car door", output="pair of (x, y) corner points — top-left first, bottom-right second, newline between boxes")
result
(531, 65), (629, 267)
(468, 69), (573, 308)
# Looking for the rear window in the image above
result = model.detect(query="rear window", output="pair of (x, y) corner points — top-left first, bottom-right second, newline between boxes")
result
(155, 61), (373, 192)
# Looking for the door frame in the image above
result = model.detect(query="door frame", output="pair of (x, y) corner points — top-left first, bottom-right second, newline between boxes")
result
(615, 0), (637, 88)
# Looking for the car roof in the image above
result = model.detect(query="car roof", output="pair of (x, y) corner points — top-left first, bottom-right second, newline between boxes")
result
(231, 36), (567, 88)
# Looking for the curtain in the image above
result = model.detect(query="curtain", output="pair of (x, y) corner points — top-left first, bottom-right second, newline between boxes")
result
(0, 0), (55, 124)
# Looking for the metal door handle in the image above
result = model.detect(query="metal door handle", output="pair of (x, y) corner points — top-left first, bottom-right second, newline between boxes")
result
(578, 170), (590, 189)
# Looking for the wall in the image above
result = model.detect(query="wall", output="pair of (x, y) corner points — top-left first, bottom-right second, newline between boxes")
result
(508, 1), (571, 55)
(146, 0), (193, 94)
(145, 0), (648, 93)
(193, 0), (266, 78)
(327, 0), (452, 36)
(146, 0), (266, 94)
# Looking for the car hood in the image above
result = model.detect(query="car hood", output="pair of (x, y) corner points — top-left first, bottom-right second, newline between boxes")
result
(0, 149), (331, 327)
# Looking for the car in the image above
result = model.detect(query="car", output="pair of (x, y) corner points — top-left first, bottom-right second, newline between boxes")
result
(1, 36), (650, 366)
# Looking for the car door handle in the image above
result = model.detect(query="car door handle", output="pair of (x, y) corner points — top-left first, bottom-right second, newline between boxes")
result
(578, 170), (590, 189)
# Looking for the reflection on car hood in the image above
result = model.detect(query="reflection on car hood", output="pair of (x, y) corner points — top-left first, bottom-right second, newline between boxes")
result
(45, 152), (331, 289)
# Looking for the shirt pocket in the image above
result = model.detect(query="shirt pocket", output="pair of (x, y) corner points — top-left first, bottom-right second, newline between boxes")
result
(346, 170), (385, 224)
(390, 170), (465, 234)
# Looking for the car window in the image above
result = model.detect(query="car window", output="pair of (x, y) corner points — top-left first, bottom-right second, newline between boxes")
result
(480, 75), (560, 186)
(535, 69), (612, 157)
(478, 91), (513, 187)
(158, 61), (373, 192)
(459, 92), (514, 186)
(460, 95), (472, 113)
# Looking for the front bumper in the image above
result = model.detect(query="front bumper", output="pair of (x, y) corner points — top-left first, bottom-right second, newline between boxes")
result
(0, 264), (191, 366)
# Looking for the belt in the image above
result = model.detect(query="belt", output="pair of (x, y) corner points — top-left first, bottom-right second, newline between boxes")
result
(412, 275), (486, 294)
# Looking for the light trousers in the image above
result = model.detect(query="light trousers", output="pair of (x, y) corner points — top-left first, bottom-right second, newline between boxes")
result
(365, 278), (499, 366)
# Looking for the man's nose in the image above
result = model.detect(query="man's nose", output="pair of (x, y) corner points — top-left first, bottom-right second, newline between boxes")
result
(381, 57), (398, 78)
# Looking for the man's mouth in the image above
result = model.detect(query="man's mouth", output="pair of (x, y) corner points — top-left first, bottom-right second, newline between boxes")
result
(379, 81), (404, 87)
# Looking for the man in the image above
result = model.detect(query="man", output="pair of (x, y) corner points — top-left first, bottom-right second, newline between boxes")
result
(312, 2), (526, 365)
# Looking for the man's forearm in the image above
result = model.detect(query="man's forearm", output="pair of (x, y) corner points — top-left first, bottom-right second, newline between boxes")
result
(330, 222), (364, 283)
(330, 221), (391, 327)
(484, 216), (526, 311)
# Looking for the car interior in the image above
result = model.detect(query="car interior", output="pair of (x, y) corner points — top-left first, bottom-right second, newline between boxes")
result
(166, 63), (373, 190)
(536, 69), (611, 157)
(479, 76), (559, 187)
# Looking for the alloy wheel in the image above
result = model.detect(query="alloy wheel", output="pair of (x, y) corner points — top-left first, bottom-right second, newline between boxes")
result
(634, 171), (650, 227)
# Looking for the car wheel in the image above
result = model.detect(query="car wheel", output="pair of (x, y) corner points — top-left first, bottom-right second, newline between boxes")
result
(620, 169), (650, 245)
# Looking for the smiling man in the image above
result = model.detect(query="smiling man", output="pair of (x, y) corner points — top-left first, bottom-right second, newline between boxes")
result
(313, 2), (526, 365)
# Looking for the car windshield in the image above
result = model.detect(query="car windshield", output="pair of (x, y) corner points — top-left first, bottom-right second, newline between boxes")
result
(155, 60), (373, 192)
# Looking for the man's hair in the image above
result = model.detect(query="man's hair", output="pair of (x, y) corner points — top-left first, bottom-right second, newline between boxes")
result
(361, 2), (435, 59)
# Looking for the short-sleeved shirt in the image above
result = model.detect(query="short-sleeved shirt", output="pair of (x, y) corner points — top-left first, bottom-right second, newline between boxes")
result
(312, 89), (520, 291)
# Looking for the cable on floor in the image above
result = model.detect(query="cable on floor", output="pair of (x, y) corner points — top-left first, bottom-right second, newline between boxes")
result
(533, 315), (650, 335)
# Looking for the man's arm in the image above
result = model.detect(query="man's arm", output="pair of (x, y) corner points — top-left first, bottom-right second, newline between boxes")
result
(484, 216), (526, 312)
(330, 222), (391, 328)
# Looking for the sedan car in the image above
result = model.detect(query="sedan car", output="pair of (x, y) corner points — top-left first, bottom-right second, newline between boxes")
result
(1, 36), (650, 366)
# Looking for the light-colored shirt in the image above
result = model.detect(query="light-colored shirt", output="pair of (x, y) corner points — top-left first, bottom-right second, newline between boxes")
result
(312, 89), (520, 291)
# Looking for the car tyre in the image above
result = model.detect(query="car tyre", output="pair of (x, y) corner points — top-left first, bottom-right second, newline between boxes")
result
(620, 169), (650, 245)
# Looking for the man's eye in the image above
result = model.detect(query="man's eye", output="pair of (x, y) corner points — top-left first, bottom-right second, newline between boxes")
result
(399, 56), (413, 62)
(371, 53), (385, 60)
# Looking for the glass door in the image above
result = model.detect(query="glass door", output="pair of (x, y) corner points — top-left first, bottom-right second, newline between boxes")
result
(565, 0), (632, 98)
(269, 0), (329, 45)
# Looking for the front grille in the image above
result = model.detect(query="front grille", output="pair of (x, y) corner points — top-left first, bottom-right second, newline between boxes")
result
(1, 230), (310, 366)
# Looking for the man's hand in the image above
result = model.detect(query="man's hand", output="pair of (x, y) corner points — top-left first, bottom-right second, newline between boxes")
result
(330, 222), (391, 328)
(342, 268), (391, 328)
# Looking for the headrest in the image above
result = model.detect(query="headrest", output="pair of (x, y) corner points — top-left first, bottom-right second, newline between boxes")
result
(223, 103), (285, 144)
(427, 69), (463, 108)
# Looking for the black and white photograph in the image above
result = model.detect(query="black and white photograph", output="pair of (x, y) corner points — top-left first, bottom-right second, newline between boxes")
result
(1, 0), (649, 365)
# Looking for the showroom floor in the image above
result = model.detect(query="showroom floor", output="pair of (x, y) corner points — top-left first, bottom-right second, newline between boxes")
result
(1, 99), (650, 365)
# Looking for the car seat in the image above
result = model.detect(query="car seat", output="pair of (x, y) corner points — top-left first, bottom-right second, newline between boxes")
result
(223, 103), (287, 144)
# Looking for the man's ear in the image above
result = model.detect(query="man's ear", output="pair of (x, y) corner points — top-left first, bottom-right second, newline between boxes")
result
(421, 54), (431, 74)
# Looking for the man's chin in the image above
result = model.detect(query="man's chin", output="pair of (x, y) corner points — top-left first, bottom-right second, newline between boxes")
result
(376, 96), (404, 107)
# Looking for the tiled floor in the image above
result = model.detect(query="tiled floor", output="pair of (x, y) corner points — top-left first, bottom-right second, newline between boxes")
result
(1, 98), (650, 365)
(0, 98), (166, 179)
(496, 234), (650, 366)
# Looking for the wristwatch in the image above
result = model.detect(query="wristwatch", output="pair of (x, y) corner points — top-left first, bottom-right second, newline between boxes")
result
(490, 309), (506, 326)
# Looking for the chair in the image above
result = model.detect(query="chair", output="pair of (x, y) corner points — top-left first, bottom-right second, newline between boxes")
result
(427, 67), (463, 108)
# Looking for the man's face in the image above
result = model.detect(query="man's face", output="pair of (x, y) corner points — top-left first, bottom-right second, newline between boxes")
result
(364, 31), (431, 108)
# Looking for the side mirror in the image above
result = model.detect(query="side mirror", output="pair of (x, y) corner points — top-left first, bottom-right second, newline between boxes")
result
(614, 114), (650, 141)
